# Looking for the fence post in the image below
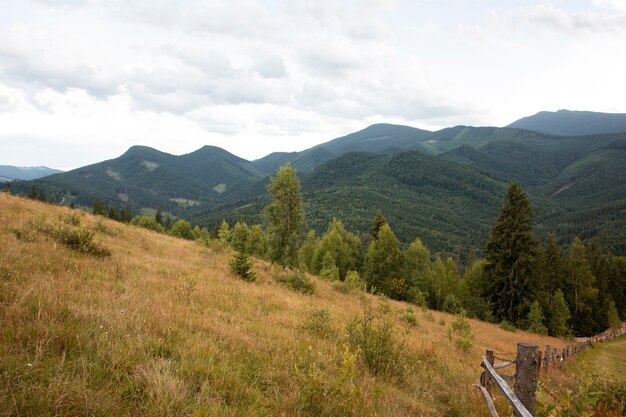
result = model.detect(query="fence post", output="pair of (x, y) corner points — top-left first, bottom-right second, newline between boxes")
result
(515, 343), (538, 417)
(537, 350), (542, 373)
(485, 349), (495, 394)
(545, 345), (551, 370)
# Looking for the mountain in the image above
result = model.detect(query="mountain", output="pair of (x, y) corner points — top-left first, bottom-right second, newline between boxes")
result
(0, 165), (63, 181)
(507, 110), (626, 136)
(12, 145), (263, 213)
(252, 123), (432, 175)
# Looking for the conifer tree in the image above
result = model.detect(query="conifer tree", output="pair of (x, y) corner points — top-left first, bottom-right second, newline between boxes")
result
(246, 225), (268, 259)
(527, 300), (548, 335)
(364, 223), (402, 296)
(298, 230), (317, 272)
(38, 188), (46, 202)
(107, 205), (120, 221)
(539, 234), (566, 297)
(369, 209), (387, 240)
(218, 220), (231, 247)
(484, 182), (538, 324)
(29, 185), (37, 200)
(170, 219), (194, 240)
(93, 198), (106, 216)
(403, 237), (432, 294)
(229, 252), (256, 281)
(565, 237), (599, 335)
(155, 208), (163, 225)
(3, 182), (12, 194)
(312, 219), (361, 280)
(231, 221), (250, 253)
(164, 214), (172, 229)
(121, 204), (133, 223)
(264, 163), (305, 267)
(547, 289), (571, 337)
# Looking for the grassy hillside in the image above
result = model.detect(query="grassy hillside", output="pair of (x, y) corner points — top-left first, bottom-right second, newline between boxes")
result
(0, 194), (566, 416)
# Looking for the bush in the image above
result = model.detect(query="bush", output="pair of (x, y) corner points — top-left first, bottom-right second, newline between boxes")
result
(229, 252), (256, 281)
(332, 270), (366, 294)
(303, 308), (334, 338)
(275, 269), (315, 294)
(448, 313), (473, 353)
(400, 309), (419, 327)
(131, 215), (165, 233)
(346, 305), (404, 379)
(170, 219), (194, 240)
(46, 223), (111, 257)
(499, 320), (516, 332)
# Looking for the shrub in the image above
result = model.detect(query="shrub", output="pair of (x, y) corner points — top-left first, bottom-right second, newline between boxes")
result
(400, 309), (418, 327)
(46, 223), (111, 257)
(346, 305), (404, 379)
(448, 313), (473, 353)
(170, 219), (194, 240)
(131, 215), (165, 233)
(499, 320), (516, 332)
(229, 252), (256, 282)
(332, 270), (366, 294)
(303, 308), (334, 338)
(442, 293), (463, 314)
(275, 269), (315, 294)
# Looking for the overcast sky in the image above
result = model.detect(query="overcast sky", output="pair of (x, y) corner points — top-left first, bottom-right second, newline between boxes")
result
(1, 0), (625, 170)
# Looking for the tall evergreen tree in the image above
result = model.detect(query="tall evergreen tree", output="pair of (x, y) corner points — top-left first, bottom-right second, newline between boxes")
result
(29, 185), (37, 200)
(264, 163), (305, 267)
(3, 182), (12, 194)
(218, 220), (232, 247)
(231, 221), (250, 253)
(565, 237), (599, 335)
(483, 182), (538, 324)
(364, 223), (402, 296)
(93, 198), (106, 216)
(38, 188), (46, 202)
(246, 224), (268, 259)
(539, 234), (566, 297)
(547, 289), (571, 337)
(369, 209), (387, 241)
(121, 204), (133, 223)
(527, 300), (548, 335)
(155, 208), (163, 225)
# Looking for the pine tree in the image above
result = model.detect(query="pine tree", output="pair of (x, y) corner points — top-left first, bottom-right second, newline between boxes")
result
(164, 214), (172, 229)
(170, 219), (194, 240)
(364, 223), (403, 296)
(229, 252), (256, 281)
(218, 220), (231, 247)
(484, 182), (538, 324)
(369, 209), (387, 240)
(311, 218), (361, 279)
(231, 222), (250, 253)
(155, 208), (163, 225)
(403, 237), (432, 294)
(107, 205), (120, 221)
(29, 185), (37, 200)
(527, 300), (548, 335)
(607, 300), (621, 331)
(547, 289), (571, 337)
(121, 204), (133, 223)
(565, 237), (599, 335)
(264, 163), (305, 267)
(38, 188), (46, 202)
(93, 198), (106, 216)
(3, 182), (12, 194)
(246, 225), (268, 259)
(540, 234), (566, 296)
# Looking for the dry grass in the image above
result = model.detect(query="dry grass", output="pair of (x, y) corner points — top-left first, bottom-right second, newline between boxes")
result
(0, 194), (569, 416)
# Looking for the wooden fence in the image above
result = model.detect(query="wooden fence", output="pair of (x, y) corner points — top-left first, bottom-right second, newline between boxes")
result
(475, 326), (626, 417)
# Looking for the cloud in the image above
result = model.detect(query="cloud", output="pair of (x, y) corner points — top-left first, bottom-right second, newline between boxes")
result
(503, 2), (626, 34)
(0, 28), (121, 99)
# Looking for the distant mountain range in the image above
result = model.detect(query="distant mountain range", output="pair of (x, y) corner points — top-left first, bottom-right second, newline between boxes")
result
(10, 110), (626, 256)
(0, 165), (63, 182)
(507, 109), (626, 136)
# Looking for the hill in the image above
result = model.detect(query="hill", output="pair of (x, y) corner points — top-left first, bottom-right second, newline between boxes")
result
(0, 193), (567, 416)
(252, 123), (432, 175)
(507, 109), (626, 136)
(0, 165), (63, 181)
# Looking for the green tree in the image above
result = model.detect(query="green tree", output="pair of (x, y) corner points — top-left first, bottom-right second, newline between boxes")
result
(458, 260), (493, 321)
(29, 185), (37, 200)
(38, 188), (46, 202)
(121, 204), (133, 223)
(229, 252), (256, 282)
(369, 209), (387, 241)
(312, 218), (362, 280)
(565, 237), (599, 335)
(403, 238), (432, 294)
(484, 182), (538, 324)
(231, 221), (250, 253)
(164, 214), (172, 229)
(218, 220), (231, 247)
(3, 182), (12, 194)
(107, 205), (120, 221)
(93, 198), (106, 216)
(607, 300), (621, 331)
(429, 256), (458, 311)
(298, 229), (317, 272)
(170, 219), (194, 240)
(264, 163), (305, 267)
(527, 300), (548, 335)
(155, 208), (163, 225)
(547, 289), (571, 337)
(539, 234), (566, 298)
(246, 225), (267, 259)
(131, 215), (165, 233)
(364, 223), (403, 296)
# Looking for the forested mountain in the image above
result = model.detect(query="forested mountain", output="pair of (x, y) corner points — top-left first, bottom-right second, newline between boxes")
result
(10, 112), (626, 256)
(507, 109), (626, 136)
(252, 123), (432, 175)
(0, 165), (62, 181)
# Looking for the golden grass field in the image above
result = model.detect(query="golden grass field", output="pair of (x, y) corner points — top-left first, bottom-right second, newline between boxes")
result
(0, 193), (576, 416)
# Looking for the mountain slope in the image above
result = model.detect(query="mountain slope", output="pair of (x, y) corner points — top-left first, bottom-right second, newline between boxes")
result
(0, 194), (567, 416)
(507, 109), (626, 136)
(0, 165), (63, 181)
(252, 123), (432, 175)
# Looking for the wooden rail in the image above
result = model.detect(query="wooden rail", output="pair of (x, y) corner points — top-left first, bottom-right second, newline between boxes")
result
(475, 325), (626, 417)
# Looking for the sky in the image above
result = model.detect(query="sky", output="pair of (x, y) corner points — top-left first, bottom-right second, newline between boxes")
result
(1, 0), (625, 170)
